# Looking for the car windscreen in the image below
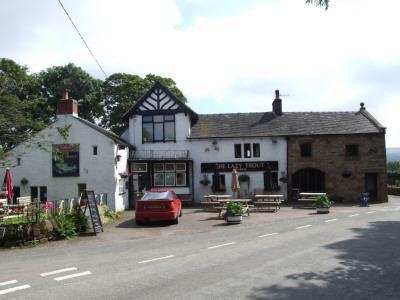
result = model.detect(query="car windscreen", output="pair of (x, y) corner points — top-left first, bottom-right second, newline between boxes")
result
(141, 192), (170, 201)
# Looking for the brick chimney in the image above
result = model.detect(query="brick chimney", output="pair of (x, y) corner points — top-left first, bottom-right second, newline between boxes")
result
(272, 89), (282, 116)
(57, 90), (78, 117)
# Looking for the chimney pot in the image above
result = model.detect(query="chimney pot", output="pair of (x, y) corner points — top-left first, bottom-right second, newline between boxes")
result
(62, 90), (69, 100)
(272, 89), (282, 116)
(360, 102), (365, 110)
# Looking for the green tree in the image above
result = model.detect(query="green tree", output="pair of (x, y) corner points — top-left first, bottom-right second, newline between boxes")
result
(306, 0), (329, 10)
(0, 58), (46, 160)
(101, 73), (187, 135)
(37, 63), (103, 123)
(387, 161), (400, 175)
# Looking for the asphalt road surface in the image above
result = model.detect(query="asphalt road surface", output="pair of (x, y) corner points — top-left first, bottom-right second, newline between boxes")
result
(1, 201), (400, 299)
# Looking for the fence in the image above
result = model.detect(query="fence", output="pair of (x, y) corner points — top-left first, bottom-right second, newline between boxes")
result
(0, 193), (107, 224)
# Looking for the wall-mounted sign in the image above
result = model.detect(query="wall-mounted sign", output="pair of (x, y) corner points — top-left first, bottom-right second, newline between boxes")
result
(201, 161), (278, 173)
(52, 144), (80, 177)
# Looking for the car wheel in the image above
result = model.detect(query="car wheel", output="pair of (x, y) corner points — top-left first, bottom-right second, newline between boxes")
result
(172, 216), (179, 225)
(179, 209), (182, 217)
(135, 219), (143, 226)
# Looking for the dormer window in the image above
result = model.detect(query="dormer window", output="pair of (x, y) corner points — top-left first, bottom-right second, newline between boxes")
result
(142, 114), (175, 143)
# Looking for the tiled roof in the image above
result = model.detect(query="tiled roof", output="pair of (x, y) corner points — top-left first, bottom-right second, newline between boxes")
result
(189, 110), (385, 138)
(74, 117), (130, 146)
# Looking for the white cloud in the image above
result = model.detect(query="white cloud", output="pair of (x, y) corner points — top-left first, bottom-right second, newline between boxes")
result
(0, 0), (399, 145)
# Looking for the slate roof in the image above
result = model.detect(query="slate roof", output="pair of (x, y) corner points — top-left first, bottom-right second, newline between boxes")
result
(189, 110), (385, 139)
(74, 116), (130, 146)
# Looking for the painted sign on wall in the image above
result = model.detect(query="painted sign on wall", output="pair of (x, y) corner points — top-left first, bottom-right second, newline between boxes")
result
(52, 144), (80, 177)
(201, 161), (278, 173)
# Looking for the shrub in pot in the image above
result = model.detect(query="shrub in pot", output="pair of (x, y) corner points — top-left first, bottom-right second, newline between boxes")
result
(225, 202), (243, 223)
(313, 194), (333, 214)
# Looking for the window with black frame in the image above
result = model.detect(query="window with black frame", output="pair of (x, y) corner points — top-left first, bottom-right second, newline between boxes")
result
(142, 114), (175, 143)
(153, 162), (187, 187)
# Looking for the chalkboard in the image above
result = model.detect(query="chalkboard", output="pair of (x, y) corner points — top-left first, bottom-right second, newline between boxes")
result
(82, 190), (103, 234)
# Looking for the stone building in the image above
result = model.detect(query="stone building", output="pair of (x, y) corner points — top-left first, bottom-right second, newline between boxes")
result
(122, 83), (387, 205)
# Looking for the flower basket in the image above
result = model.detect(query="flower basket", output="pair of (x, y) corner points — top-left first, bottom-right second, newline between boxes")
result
(238, 174), (250, 182)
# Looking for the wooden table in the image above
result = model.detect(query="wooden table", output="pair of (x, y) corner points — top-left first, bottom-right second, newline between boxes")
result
(201, 195), (232, 211)
(298, 192), (326, 208)
(215, 199), (252, 217)
(253, 195), (284, 212)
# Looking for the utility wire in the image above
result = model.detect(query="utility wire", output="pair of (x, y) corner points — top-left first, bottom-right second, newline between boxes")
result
(56, 0), (108, 78)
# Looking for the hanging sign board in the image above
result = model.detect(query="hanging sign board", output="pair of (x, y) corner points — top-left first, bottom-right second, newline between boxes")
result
(82, 190), (103, 234)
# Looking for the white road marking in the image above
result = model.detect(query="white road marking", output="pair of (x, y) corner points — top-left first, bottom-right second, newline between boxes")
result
(208, 242), (236, 249)
(325, 219), (337, 223)
(366, 211), (377, 214)
(258, 233), (279, 238)
(0, 284), (31, 295)
(138, 255), (174, 264)
(40, 267), (78, 277)
(349, 214), (360, 217)
(0, 280), (18, 287)
(296, 225), (312, 230)
(54, 271), (92, 281)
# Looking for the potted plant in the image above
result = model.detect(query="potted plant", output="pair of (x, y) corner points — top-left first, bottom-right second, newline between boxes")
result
(225, 202), (243, 224)
(200, 175), (210, 186)
(314, 194), (333, 214)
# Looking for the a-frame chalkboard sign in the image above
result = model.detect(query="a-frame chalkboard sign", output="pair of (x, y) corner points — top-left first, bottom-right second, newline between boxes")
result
(81, 190), (103, 234)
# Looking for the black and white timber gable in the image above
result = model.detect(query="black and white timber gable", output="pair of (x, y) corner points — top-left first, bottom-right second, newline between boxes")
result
(122, 81), (198, 125)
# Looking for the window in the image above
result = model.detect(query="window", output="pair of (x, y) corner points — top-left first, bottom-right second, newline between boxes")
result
(30, 186), (38, 201)
(132, 163), (147, 172)
(300, 143), (312, 157)
(40, 186), (47, 202)
(346, 144), (359, 156)
(17, 158), (21, 166)
(152, 162), (187, 187)
(78, 183), (87, 197)
(118, 179), (125, 194)
(253, 143), (260, 157)
(211, 174), (226, 192)
(244, 143), (251, 158)
(264, 171), (279, 191)
(234, 144), (242, 158)
(142, 114), (175, 143)
(93, 146), (98, 156)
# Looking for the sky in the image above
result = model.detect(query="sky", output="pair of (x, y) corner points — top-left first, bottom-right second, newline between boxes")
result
(1, 0), (399, 147)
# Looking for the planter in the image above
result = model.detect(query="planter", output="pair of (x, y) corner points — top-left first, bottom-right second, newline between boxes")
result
(226, 215), (242, 224)
(316, 207), (330, 214)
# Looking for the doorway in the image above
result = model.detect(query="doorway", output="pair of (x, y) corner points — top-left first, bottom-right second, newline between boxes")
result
(292, 168), (325, 193)
(364, 173), (378, 202)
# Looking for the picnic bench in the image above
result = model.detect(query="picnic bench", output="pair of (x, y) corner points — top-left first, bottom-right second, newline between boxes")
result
(200, 195), (232, 211)
(298, 192), (326, 208)
(252, 195), (284, 212)
(215, 199), (252, 218)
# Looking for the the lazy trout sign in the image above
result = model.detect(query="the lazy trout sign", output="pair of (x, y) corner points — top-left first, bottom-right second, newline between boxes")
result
(201, 161), (278, 173)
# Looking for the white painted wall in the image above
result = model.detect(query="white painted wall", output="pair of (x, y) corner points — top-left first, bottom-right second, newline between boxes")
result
(128, 112), (287, 202)
(188, 137), (287, 202)
(0, 115), (128, 211)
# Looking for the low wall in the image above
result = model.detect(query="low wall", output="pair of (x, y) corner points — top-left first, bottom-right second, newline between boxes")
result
(388, 186), (400, 196)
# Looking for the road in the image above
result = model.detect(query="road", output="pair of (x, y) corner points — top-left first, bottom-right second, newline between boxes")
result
(1, 202), (399, 299)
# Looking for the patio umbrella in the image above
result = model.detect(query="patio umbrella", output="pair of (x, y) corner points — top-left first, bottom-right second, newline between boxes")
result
(231, 169), (240, 198)
(2, 168), (14, 204)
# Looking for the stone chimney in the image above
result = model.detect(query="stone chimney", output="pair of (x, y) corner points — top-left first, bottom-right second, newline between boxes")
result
(272, 89), (282, 116)
(57, 90), (78, 117)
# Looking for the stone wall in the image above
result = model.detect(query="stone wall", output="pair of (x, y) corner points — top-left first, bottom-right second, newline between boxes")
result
(287, 133), (388, 203)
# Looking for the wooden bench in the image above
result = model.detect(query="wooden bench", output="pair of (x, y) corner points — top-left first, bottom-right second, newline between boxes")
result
(298, 193), (326, 208)
(216, 204), (253, 218)
(201, 201), (220, 211)
(253, 201), (282, 212)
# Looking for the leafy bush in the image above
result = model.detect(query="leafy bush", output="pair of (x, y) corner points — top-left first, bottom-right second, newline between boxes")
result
(98, 205), (120, 224)
(54, 213), (77, 240)
(71, 207), (89, 233)
(226, 202), (243, 216)
(313, 194), (333, 208)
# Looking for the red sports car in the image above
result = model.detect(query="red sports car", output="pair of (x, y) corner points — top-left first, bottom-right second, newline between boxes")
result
(135, 188), (182, 225)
